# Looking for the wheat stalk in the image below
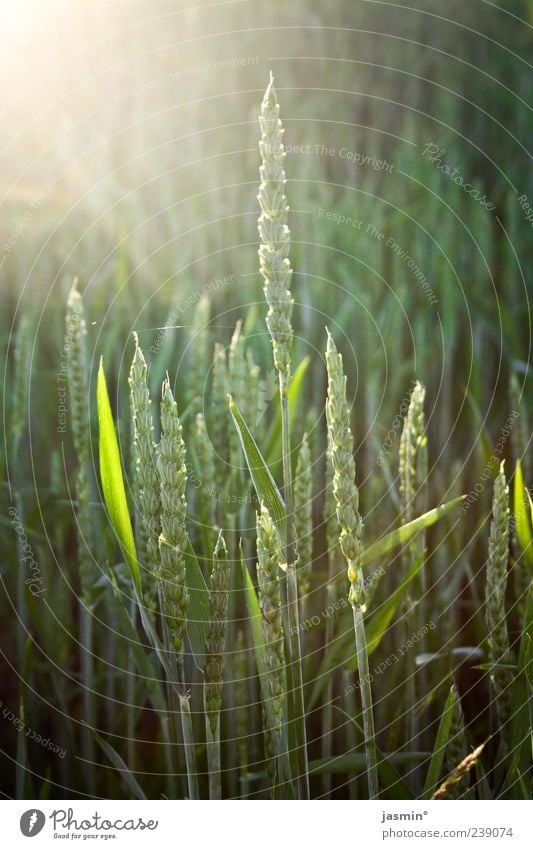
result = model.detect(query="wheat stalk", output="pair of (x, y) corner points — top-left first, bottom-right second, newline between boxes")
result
(211, 342), (229, 499)
(228, 321), (247, 478)
(321, 438), (342, 795)
(258, 72), (293, 379)
(129, 332), (159, 611)
(158, 377), (189, 653)
(204, 530), (230, 799)
(444, 683), (469, 798)
(187, 294), (210, 418)
(398, 380), (427, 764)
(194, 411), (217, 555)
(485, 462), (513, 737)
(325, 328), (379, 798)
(157, 376), (198, 799)
(258, 72), (308, 798)
(256, 503), (287, 795)
(294, 433), (313, 603)
(65, 279), (96, 792)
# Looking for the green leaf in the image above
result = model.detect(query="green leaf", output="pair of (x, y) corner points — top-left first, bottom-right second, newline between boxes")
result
(264, 356), (311, 462)
(184, 540), (210, 670)
(94, 732), (147, 799)
(514, 460), (533, 572)
(362, 497), (466, 569)
(308, 553), (425, 708)
(229, 396), (285, 533)
(422, 685), (456, 799)
(97, 359), (141, 597)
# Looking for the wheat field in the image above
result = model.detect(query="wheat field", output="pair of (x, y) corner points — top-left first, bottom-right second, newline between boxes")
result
(1, 0), (532, 802)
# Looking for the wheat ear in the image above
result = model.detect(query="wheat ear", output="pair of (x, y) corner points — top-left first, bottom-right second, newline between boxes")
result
(128, 333), (159, 610)
(258, 72), (308, 798)
(485, 462), (513, 736)
(204, 530), (230, 799)
(325, 328), (379, 798)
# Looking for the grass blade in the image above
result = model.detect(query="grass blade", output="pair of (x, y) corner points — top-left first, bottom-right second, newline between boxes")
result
(514, 460), (533, 572)
(264, 355), (311, 462)
(422, 684), (456, 799)
(229, 396), (285, 534)
(94, 732), (147, 799)
(362, 497), (465, 569)
(97, 358), (141, 597)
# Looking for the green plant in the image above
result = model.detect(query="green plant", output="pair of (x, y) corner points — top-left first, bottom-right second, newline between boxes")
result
(485, 463), (513, 737)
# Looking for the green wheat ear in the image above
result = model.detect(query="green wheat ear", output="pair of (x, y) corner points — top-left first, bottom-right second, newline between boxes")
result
(194, 411), (217, 551)
(258, 72), (293, 379)
(325, 327), (379, 799)
(66, 279), (95, 603)
(294, 433), (313, 599)
(157, 376), (189, 655)
(128, 332), (160, 608)
(399, 380), (427, 526)
(187, 294), (211, 418)
(485, 462), (513, 733)
(444, 683), (469, 798)
(325, 329), (365, 609)
(211, 342), (229, 495)
(204, 531), (230, 734)
(256, 503), (285, 735)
